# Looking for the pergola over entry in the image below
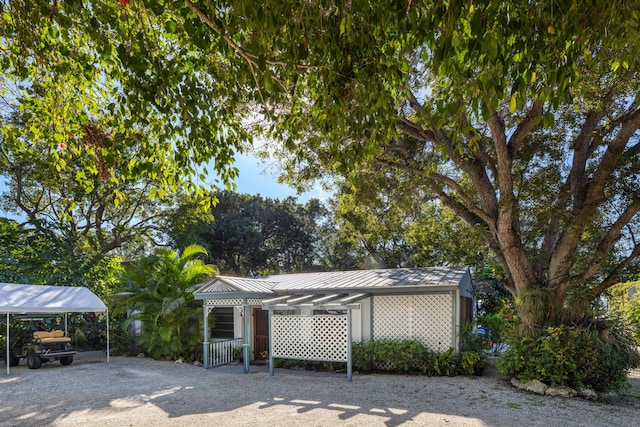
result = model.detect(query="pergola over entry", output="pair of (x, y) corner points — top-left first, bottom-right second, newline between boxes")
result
(262, 293), (369, 382)
(0, 282), (109, 375)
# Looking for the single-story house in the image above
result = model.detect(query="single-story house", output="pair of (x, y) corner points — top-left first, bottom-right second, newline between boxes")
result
(194, 266), (473, 379)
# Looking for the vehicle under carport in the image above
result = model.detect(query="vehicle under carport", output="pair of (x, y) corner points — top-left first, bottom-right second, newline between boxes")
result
(1, 282), (109, 375)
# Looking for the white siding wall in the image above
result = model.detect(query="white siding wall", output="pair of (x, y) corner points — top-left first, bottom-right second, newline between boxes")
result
(358, 297), (372, 341)
(233, 307), (243, 339)
(372, 294), (454, 352)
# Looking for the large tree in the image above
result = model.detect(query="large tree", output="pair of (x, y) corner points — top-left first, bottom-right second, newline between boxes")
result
(0, 217), (123, 297)
(2, 1), (639, 330)
(330, 169), (496, 270)
(169, 191), (327, 275)
(0, 118), (181, 256)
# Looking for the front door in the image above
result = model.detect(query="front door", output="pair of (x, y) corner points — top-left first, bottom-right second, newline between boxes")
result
(253, 308), (269, 360)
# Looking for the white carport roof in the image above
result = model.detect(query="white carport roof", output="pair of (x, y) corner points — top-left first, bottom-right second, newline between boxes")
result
(1, 283), (108, 375)
(0, 283), (107, 313)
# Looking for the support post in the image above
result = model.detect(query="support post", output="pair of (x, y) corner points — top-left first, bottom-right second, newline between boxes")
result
(5, 313), (9, 375)
(268, 308), (274, 376)
(347, 309), (352, 382)
(106, 309), (110, 363)
(203, 305), (210, 369)
(243, 303), (250, 374)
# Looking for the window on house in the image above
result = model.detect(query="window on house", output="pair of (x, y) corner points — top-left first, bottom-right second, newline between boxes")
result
(211, 307), (235, 339)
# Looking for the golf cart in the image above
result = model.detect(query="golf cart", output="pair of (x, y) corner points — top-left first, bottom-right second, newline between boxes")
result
(7, 317), (76, 369)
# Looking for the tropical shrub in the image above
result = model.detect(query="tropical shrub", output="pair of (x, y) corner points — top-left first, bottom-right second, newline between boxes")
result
(352, 339), (483, 376)
(497, 317), (640, 392)
(112, 244), (217, 361)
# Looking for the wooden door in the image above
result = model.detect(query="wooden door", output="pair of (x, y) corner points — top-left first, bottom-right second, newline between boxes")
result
(253, 308), (269, 360)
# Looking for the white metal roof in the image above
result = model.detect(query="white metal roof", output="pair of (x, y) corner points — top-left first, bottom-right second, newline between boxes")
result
(0, 283), (107, 313)
(196, 277), (276, 294)
(267, 267), (469, 290)
(194, 267), (470, 296)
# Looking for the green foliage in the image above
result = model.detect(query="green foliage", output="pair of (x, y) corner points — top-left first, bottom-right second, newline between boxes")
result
(472, 265), (512, 316)
(273, 358), (310, 370)
(1, 1), (244, 196)
(106, 314), (145, 357)
(1, 0), (639, 337)
(352, 339), (483, 377)
(170, 191), (329, 275)
(0, 111), (200, 261)
(476, 314), (507, 345)
(497, 319), (640, 392)
(69, 313), (108, 351)
(607, 281), (640, 344)
(112, 244), (216, 361)
(331, 178), (497, 269)
(0, 218), (123, 297)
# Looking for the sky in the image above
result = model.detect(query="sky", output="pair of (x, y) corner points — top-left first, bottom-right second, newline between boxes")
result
(230, 153), (330, 203)
(231, 153), (297, 198)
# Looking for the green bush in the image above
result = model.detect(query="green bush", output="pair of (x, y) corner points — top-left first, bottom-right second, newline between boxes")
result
(497, 318), (640, 392)
(476, 314), (506, 344)
(352, 339), (483, 376)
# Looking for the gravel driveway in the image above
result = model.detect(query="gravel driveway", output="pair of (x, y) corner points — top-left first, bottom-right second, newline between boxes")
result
(1, 351), (639, 426)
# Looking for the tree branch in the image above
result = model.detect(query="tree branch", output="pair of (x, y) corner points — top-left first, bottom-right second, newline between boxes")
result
(577, 199), (640, 284)
(184, 0), (316, 71)
(550, 105), (640, 285)
(588, 242), (640, 300)
(507, 101), (543, 155)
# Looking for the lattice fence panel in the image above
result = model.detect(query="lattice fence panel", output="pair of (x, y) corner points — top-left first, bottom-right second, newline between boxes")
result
(271, 315), (348, 362)
(206, 298), (244, 307)
(373, 294), (453, 352)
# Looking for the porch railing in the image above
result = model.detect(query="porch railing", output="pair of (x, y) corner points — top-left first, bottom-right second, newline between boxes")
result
(209, 338), (243, 367)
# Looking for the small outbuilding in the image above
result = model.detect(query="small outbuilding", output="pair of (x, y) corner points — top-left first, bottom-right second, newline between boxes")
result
(194, 266), (474, 379)
(0, 283), (109, 375)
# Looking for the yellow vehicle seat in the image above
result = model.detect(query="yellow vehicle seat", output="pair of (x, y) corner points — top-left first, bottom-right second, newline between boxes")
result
(33, 330), (71, 343)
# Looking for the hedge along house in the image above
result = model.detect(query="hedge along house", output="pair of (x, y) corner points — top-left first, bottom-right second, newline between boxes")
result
(194, 266), (474, 381)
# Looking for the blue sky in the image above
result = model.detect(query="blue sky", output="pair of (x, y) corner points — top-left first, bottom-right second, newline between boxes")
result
(231, 153), (330, 202)
(232, 153), (298, 199)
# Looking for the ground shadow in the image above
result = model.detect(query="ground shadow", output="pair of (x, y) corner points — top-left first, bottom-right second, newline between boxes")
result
(1, 353), (639, 427)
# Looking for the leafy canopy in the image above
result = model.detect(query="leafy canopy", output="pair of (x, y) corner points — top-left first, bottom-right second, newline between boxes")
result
(2, 1), (637, 192)
(168, 191), (328, 275)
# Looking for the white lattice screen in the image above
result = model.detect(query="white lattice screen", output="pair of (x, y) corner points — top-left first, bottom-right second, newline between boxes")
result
(271, 315), (348, 362)
(373, 294), (453, 352)
(206, 298), (244, 306)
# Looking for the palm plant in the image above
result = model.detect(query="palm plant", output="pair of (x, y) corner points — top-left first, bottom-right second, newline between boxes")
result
(113, 244), (217, 360)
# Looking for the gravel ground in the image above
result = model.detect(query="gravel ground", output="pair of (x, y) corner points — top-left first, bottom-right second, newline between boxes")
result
(1, 351), (639, 427)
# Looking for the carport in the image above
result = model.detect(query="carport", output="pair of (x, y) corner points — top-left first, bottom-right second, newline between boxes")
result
(1, 282), (109, 375)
